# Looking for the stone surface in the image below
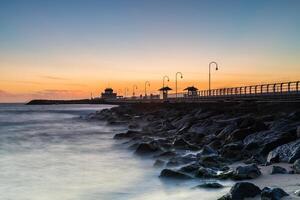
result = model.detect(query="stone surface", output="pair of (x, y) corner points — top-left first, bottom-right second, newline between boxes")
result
(271, 166), (287, 174)
(232, 164), (262, 180)
(218, 182), (261, 200)
(267, 139), (300, 163)
(159, 169), (192, 179)
(261, 187), (289, 200)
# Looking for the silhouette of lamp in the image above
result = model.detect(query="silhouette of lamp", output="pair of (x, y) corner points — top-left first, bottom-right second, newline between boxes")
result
(209, 61), (219, 96)
(175, 72), (183, 98)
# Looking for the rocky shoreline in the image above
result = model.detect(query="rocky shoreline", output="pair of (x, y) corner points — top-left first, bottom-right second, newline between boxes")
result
(89, 102), (300, 200)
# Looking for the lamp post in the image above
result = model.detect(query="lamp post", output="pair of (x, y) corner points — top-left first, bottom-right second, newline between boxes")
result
(132, 85), (138, 97)
(144, 81), (150, 97)
(163, 75), (170, 88)
(209, 61), (219, 96)
(175, 72), (183, 98)
(124, 88), (128, 98)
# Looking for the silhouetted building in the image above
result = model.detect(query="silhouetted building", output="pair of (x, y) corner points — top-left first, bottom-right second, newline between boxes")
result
(184, 86), (198, 97)
(101, 88), (117, 99)
(159, 86), (172, 99)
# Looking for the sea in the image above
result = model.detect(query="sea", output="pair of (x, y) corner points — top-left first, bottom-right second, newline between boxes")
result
(0, 104), (230, 200)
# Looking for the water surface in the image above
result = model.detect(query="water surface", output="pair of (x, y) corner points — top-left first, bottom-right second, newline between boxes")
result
(0, 104), (229, 200)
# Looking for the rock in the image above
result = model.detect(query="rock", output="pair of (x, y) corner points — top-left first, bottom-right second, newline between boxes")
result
(220, 142), (244, 160)
(294, 190), (300, 196)
(159, 169), (192, 179)
(114, 130), (141, 139)
(179, 163), (200, 173)
(297, 126), (300, 138)
(271, 166), (287, 174)
(195, 166), (218, 178)
(135, 143), (159, 155)
(154, 150), (177, 158)
(261, 187), (289, 200)
(218, 182), (261, 200)
(153, 159), (165, 167)
(166, 154), (197, 167)
(201, 145), (218, 157)
(244, 129), (297, 155)
(267, 139), (300, 163)
(292, 159), (300, 173)
(173, 138), (199, 150)
(232, 164), (261, 180)
(225, 127), (254, 143)
(194, 182), (223, 189)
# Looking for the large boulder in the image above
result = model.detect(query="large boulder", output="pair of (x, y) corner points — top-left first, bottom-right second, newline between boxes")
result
(218, 182), (261, 200)
(267, 139), (300, 163)
(232, 164), (261, 180)
(159, 169), (192, 179)
(261, 187), (289, 200)
(292, 159), (300, 174)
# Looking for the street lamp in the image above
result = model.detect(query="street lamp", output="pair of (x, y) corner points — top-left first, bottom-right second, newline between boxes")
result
(209, 61), (219, 96)
(132, 85), (138, 97)
(144, 81), (150, 97)
(124, 88), (129, 98)
(163, 75), (170, 88)
(175, 72), (183, 98)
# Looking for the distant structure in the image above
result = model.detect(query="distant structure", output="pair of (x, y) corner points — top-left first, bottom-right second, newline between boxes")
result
(184, 86), (198, 97)
(159, 86), (172, 100)
(101, 88), (117, 99)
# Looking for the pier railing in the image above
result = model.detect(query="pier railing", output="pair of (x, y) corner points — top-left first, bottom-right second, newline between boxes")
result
(167, 81), (300, 99)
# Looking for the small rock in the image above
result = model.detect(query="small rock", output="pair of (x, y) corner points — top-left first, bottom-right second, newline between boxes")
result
(293, 159), (300, 173)
(159, 169), (192, 179)
(218, 182), (261, 200)
(194, 182), (223, 189)
(271, 166), (287, 174)
(294, 189), (300, 196)
(135, 143), (159, 155)
(261, 187), (289, 200)
(232, 164), (262, 180)
(153, 159), (165, 167)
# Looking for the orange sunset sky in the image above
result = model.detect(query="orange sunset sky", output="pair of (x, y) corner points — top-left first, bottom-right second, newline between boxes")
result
(1, 0), (300, 102)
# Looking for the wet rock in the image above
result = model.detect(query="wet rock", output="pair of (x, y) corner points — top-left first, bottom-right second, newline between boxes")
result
(261, 187), (289, 200)
(225, 127), (254, 143)
(173, 138), (199, 150)
(195, 166), (218, 178)
(114, 130), (140, 139)
(294, 190), (300, 196)
(218, 182), (261, 200)
(297, 126), (300, 138)
(267, 139), (300, 163)
(166, 154), (197, 167)
(244, 129), (297, 155)
(135, 143), (159, 155)
(201, 145), (219, 157)
(220, 142), (244, 160)
(154, 150), (177, 158)
(194, 182), (223, 189)
(159, 169), (192, 179)
(292, 159), (300, 174)
(271, 166), (287, 174)
(232, 164), (261, 180)
(179, 163), (200, 173)
(153, 159), (165, 167)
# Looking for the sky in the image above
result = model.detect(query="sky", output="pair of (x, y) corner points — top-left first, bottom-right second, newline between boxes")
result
(0, 0), (300, 102)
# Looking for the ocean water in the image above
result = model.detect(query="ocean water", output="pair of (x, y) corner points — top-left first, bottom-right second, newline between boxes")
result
(0, 104), (230, 200)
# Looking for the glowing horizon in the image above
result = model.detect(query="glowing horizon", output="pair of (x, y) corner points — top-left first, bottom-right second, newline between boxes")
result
(1, 0), (300, 102)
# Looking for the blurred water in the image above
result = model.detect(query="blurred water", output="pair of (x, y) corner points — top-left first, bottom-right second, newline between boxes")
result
(0, 104), (230, 200)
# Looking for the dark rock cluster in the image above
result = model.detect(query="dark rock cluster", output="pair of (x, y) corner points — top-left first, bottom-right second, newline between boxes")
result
(91, 101), (300, 198)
